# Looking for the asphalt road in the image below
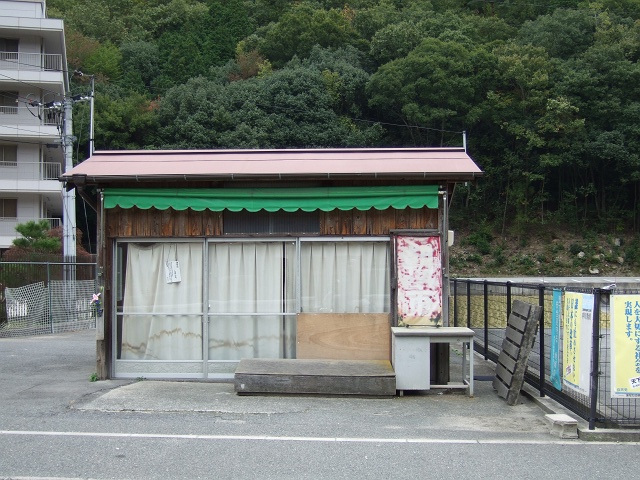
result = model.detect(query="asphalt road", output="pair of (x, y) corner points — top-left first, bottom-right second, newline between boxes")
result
(0, 330), (638, 480)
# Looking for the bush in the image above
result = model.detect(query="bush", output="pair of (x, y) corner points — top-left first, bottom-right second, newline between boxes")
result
(625, 238), (640, 268)
(464, 224), (494, 255)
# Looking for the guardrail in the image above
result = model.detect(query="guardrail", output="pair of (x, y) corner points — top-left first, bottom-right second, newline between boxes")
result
(450, 278), (640, 429)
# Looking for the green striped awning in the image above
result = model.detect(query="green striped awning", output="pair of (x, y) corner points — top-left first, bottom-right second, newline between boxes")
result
(103, 185), (440, 212)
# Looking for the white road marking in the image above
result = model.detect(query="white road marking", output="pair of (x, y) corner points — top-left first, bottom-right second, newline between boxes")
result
(0, 429), (630, 445)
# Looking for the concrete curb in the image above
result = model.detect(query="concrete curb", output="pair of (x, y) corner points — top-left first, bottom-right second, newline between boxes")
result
(522, 383), (640, 442)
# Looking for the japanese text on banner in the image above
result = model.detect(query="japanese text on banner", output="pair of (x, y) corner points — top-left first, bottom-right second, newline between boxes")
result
(611, 295), (640, 398)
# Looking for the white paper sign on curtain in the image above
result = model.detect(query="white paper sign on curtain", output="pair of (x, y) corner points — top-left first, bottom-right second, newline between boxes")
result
(165, 260), (182, 283)
(164, 245), (182, 283)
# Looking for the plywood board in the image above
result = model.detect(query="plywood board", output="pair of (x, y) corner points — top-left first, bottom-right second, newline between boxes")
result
(296, 313), (391, 361)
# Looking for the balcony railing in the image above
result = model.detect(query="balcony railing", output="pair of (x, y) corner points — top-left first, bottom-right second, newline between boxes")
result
(0, 105), (61, 126)
(0, 52), (63, 72)
(0, 217), (61, 236)
(0, 161), (61, 181)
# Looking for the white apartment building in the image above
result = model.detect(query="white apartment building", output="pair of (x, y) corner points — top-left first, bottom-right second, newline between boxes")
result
(0, 0), (68, 251)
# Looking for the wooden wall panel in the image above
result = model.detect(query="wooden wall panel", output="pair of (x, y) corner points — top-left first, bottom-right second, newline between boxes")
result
(367, 208), (382, 234)
(379, 208), (397, 234)
(159, 209), (172, 236)
(139, 209), (150, 237)
(119, 208), (132, 237)
(353, 209), (366, 234)
(173, 210), (187, 236)
(187, 210), (203, 236)
(395, 209), (408, 230)
(204, 212), (223, 236)
(149, 209), (161, 236)
(321, 210), (340, 235)
(339, 210), (352, 235)
(107, 206), (440, 238)
(297, 313), (391, 361)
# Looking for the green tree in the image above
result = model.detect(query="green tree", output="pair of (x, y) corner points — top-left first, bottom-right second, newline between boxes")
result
(482, 42), (554, 231)
(83, 41), (122, 82)
(552, 13), (640, 227)
(367, 37), (484, 145)
(156, 60), (382, 149)
(157, 0), (252, 85)
(517, 8), (596, 59)
(94, 90), (160, 150)
(119, 41), (161, 92)
(259, 3), (366, 67)
(353, 0), (413, 40)
(12, 221), (61, 252)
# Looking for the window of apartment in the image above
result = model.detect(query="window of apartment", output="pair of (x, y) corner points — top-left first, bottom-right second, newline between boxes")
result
(0, 145), (17, 167)
(0, 199), (18, 218)
(0, 38), (19, 61)
(0, 91), (19, 114)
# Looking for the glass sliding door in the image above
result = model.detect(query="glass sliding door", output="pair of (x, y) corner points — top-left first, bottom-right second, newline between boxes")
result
(115, 241), (205, 377)
(112, 238), (391, 379)
(207, 241), (296, 368)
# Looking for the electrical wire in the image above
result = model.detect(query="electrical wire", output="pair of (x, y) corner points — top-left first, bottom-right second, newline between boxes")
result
(0, 72), (65, 99)
(0, 125), (63, 139)
(0, 137), (61, 147)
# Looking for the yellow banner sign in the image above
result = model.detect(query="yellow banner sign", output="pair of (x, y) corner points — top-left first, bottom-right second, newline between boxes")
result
(611, 295), (640, 398)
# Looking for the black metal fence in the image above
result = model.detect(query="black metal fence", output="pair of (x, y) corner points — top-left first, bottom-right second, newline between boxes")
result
(0, 261), (97, 337)
(450, 278), (640, 429)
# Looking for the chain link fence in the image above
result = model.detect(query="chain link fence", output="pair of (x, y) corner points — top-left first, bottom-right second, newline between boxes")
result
(0, 261), (97, 337)
(450, 279), (640, 429)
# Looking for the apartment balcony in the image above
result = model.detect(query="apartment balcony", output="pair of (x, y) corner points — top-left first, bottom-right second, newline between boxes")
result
(0, 105), (62, 141)
(0, 161), (62, 193)
(0, 51), (66, 93)
(0, 51), (63, 71)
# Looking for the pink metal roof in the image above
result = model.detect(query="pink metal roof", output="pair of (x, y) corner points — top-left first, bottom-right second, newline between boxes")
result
(61, 148), (483, 185)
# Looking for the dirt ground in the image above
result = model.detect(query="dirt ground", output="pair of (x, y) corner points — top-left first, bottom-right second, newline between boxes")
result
(449, 228), (640, 278)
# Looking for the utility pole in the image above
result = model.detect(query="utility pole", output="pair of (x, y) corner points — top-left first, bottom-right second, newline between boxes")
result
(62, 95), (76, 284)
(89, 74), (95, 156)
(62, 71), (95, 263)
(62, 95), (76, 264)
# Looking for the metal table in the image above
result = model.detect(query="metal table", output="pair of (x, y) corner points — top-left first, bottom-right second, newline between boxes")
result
(391, 326), (475, 397)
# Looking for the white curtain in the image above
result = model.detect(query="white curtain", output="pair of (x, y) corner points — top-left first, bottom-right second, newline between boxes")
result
(208, 242), (295, 360)
(121, 243), (203, 360)
(300, 242), (390, 313)
(119, 240), (388, 363)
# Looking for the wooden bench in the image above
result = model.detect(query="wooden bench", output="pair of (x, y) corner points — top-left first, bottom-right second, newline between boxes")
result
(493, 300), (542, 405)
(234, 358), (396, 396)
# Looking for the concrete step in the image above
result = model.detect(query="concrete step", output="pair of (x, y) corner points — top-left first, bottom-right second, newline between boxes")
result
(545, 413), (579, 439)
(234, 358), (396, 396)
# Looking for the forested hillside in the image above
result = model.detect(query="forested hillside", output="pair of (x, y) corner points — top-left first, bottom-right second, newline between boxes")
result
(49, 0), (640, 273)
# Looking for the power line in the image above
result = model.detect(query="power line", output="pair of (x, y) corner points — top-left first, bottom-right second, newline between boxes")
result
(0, 72), (65, 99)
(0, 124), (62, 137)
(0, 137), (61, 147)
(231, 99), (466, 135)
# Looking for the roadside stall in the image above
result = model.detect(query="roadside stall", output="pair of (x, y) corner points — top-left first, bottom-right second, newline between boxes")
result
(61, 148), (482, 386)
